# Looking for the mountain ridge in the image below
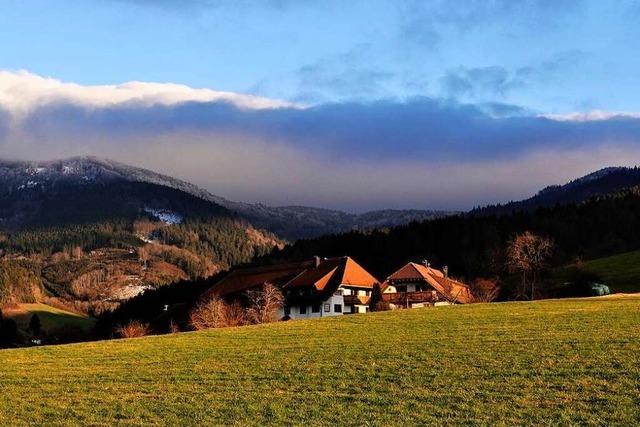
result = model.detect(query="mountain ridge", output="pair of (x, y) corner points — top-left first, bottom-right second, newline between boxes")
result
(0, 156), (455, 239)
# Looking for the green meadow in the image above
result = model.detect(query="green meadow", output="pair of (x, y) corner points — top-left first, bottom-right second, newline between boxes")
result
(575, 250), (640, 293)
(4, 303), (96, 335)
(0, 296), (639, 426)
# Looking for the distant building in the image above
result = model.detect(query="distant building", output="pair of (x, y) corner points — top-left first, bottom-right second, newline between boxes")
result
(203, 256), (380, 319)
(382, 262), (473, 308)
(282, 256), (379, 319)
(201, 259), (315, 302)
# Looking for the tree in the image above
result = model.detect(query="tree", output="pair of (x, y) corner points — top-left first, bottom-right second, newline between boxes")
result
(28, 314), (41, 336)
(506, 231), (553, 300)
(369, 283), (389, 311)
(0, 318), (18, 347)
(246, 283), (284, 324)
(190, 296), (244, 330)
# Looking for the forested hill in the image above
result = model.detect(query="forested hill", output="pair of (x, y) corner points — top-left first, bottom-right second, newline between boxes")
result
(0, 157), (452, 240)
(274, 186), (640, 290)
(472, 166), (640, 216)
(0, 162), (281, 313)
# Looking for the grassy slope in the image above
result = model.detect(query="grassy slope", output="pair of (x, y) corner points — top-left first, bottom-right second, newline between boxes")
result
(579, 250), (640, 292)
(1, 297), (639, 426)
(4, 303), (96, 334)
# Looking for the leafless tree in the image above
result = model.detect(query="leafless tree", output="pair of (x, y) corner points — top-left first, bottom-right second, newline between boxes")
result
(469, 278), (501, 303)
(245, 283), (284, 324)
(138, 246), (150, 268)
(506, 231), (553, 300)
(190, 296), (234, 330)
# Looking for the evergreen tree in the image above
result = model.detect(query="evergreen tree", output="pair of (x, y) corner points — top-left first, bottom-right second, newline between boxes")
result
(28, 314), (42, 336)
(369, 283), (384, 312)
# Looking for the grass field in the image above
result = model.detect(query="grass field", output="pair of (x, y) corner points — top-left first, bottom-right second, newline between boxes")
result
(0, 297), (639, 426)
(3, 303), (96, 334)
(571, 250), (640, 293)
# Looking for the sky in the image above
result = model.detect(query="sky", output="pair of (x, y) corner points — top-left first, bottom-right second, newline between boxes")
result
(2, 0), (640, 211)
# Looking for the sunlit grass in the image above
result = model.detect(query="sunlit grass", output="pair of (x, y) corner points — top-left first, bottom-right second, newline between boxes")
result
(3, 303), (95, 334)
(0, 297), (638, 425)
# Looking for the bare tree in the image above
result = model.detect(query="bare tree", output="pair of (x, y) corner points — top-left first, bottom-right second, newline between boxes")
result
(506, 231), (553, 300)
(138, 246), (150, 268)
(246, 283), (284, 324)
(190, 296), (235, 330)
(469, 278), (501, 303)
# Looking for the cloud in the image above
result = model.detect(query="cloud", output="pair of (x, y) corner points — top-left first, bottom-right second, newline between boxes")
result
(396, 0), (585, 49)
(0, 70), (295, 119)
(440, 66), (524, 99)
(440, 50), (587, 101)
(2, 70), (640, 211)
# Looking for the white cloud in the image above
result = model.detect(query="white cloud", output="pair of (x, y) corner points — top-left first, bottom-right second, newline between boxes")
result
(0, 70), (296, 119)
(542, 110), (640, 122)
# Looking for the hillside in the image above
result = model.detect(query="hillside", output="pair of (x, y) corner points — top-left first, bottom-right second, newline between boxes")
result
(0, 159), (282, 314)
(473, 166), (640, 216)
(555, 250), (640, 293)
(0, 157), (452, 240)
(275, 186), (640, 296)
(1, 297), (638, 425)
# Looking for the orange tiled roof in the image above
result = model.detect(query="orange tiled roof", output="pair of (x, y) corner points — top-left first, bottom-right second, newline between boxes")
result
(384, 262), (473, 304)
(285, 256), (379, 291)
(204, 260), (314, 299)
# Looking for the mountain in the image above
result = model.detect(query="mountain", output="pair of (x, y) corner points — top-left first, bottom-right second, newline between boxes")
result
(0, 156), (452, 312)
(472, 166), (640, 216)
(0, 157), (282, 312)
(0, 157), (453, 239)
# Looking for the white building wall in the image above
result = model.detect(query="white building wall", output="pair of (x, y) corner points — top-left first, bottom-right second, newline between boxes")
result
(286, 293), (346, 320)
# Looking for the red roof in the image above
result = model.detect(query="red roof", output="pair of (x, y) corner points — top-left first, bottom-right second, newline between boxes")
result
(285, 256), (379, 292)
(203, 260), (314, 299)
(384, 262), (474, 304)
(204, 256), (379, 301)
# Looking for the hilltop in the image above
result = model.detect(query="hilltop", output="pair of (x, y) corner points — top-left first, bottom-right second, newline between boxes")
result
(0, 297), (638, 425)
(0, 156), (453, 240)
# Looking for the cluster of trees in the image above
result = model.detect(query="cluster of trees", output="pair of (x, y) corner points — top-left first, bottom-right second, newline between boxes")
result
(0, 260), (42, 305)
(155, 218), (278, 270)
(273, 187), (640, 298)
(0, 310), (43, 348)
(112, 283), (284, 337)
(189, 283), (284, 329)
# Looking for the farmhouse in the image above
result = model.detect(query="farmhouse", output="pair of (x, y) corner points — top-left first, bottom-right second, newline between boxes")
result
(203, 256), (380, 319)
(282, 256), (380, 319)
(382, 262), (473, 308)
(201, 259), (315, 301)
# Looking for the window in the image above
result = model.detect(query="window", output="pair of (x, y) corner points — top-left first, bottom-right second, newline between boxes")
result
(323, 303), (331, 312)
(312, 304), (320, 313)
(284, 306), (290, 316)
(334, 304), (342, 313)
(334, 289), (343, 296)
(342, 288), (351, 296)
(396, 285), (407, 293)
(299, 305), (307, 314)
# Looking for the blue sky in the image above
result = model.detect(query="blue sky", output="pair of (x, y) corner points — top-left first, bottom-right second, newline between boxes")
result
(2, 0), (640, 211)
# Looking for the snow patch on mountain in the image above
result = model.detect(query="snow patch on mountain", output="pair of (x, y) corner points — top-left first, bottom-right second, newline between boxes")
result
(143, 207), (183, 225)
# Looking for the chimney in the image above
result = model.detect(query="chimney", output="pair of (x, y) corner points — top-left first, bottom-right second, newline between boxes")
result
(422, 259), (430, 268)
(313, 256), (321, 267)
(443, 266), (449, 278)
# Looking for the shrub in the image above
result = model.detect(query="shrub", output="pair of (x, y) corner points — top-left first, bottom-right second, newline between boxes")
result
(470, 278), (501, 303)
(116, 321), (151, 338)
